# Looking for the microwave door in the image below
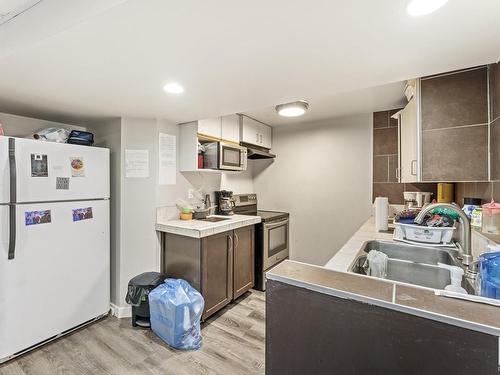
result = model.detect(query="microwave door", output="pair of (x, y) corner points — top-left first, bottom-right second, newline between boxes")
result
(219, 144), (243, 171)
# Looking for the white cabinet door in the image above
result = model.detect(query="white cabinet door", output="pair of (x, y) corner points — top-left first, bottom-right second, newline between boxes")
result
(221, 114), (240, 143)
(241, 116), (261, 146)
(198, 118), (221, 139)
(259, 123), (272, 149)
(400, 98), (418, 183)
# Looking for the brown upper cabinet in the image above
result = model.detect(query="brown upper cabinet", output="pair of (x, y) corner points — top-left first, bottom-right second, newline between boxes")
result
(490, 62), (500, 181)
(398, 66), (492, 182)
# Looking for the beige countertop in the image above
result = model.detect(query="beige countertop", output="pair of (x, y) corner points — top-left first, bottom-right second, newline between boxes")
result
(156, 214), (261, 238)
(325, 217), (394, 272)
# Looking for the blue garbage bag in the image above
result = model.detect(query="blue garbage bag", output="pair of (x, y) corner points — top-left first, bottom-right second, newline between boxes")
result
(149, 278), (204, 350)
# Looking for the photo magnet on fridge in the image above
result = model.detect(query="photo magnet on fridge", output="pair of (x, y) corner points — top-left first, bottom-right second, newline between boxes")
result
(70, 157), (85, 177)
(72, 207), (93, 222)
(25, 210), (52, 226)
(31, 154), (48, 177)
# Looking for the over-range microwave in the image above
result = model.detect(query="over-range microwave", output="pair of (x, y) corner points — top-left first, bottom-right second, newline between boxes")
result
(204, 141), (248, 171)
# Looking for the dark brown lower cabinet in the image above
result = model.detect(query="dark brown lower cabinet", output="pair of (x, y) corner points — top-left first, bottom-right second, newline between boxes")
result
(233, 226), (255, 300)
(162, 225), (255, 320)
(201, 231), (233, 319)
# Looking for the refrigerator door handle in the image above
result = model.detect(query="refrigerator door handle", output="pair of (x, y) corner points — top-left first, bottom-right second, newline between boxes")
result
(8, 137), (16, 260)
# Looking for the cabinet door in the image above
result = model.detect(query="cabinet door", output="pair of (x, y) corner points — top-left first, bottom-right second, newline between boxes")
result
(259, 123), (272, 149)
(221, 114), (240, 143)
(400, 98), (418, 182)
(420, 67), (489, 181)
(241, 116), (261, 146)
(201, 230), (233, 320)
(233, 226), (255, 299)
(198, 118), (221, 139)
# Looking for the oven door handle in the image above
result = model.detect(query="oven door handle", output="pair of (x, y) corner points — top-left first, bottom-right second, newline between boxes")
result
(264, 218), (289, 229)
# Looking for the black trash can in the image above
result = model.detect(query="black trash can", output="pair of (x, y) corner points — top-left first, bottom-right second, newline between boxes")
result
(125, 272), (166, 327)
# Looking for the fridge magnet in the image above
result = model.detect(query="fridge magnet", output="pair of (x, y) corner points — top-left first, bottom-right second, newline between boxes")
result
(25, 210), (52, 226)
(70, 157), (85, 177)
(72, 207), (93, 222)
(56, 177), (70, 190)
(30, 154), (48, 177)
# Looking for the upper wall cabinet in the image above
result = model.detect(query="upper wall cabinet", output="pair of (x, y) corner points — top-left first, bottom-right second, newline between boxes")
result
(198, 118), (222, 139)
(221, 114), (240, 144)
(399, 97), (418, 183)
(197, 115), (241, 143)
(420, 67), (489, 182)
(240, 115), (272, 149)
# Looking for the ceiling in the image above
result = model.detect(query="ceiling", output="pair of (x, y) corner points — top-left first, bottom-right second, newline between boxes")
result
(244, 82), (406, 126)
(0, 0), (499, 126)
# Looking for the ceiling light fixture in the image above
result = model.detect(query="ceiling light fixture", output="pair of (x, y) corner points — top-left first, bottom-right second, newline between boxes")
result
(163, 82), (184, 94)
(275, 100), (309, 117)
(406, 0), (448, 16)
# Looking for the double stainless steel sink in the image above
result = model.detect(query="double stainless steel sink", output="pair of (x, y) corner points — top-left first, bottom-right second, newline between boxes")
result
(350, 240), (473, 291)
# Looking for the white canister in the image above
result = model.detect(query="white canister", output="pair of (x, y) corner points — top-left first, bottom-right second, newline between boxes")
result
(375, 197), (389, 232)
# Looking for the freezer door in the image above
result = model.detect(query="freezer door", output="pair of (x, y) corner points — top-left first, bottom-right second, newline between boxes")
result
(0, 200), (110, 362)
(0, 137), (9, 204)
(13, 138), (109, 202)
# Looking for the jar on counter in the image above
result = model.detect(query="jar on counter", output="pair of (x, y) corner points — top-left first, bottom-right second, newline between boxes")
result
(470, 207), (483, 229)
(482, 201), (500, 234)
(462, 197), (482, 218)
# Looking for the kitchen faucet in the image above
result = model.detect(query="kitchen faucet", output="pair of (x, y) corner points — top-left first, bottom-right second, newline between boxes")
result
(414, 203), (473, 266)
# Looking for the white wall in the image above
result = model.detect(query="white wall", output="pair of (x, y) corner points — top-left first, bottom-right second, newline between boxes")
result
(92, 118), (255, 312)
(0, 112), (85, 137)
(87, 118), (122, 304)
(253, 114), (373, 266)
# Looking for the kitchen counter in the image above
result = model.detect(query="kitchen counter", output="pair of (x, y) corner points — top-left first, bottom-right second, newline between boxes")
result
(267, 217), (500, 337)
(324, 217), (394, 272)
(156, 214), (261, 238)
(267, 260), (500, 336)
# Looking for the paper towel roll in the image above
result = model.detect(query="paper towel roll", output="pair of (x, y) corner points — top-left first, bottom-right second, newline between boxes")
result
(375, 197), (389, 232)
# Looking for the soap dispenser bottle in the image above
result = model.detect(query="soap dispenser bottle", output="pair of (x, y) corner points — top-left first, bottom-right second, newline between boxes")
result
(438, 263), (468, 294)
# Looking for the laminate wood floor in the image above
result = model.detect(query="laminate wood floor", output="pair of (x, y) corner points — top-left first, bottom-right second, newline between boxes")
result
(0, 290), (265, 375)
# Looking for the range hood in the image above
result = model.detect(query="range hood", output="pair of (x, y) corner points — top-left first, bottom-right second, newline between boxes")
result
(241, 142), (276, 159)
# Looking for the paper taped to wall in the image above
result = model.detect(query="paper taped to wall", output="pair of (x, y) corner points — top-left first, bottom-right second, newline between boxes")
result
(126, 149), (149, 178)
(158, 133), (176, 185)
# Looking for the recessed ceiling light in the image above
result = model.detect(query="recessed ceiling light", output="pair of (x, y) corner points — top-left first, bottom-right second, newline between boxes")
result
(275, 101), (309, 117)
(407, 0), (448, 16)
(163, 82), (184, 94)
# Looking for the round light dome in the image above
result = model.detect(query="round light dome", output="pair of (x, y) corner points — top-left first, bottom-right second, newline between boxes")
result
(163, 82), (184, 94)
(407, 0), (448, 16)
(275, 101), (309, 117)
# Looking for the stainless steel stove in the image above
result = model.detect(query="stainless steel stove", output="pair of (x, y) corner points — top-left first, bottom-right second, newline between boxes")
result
(233, 194), (289, 291)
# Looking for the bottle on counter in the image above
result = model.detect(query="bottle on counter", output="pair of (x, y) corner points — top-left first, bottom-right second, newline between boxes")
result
(374, 197), (389, 232)
(470, 207), (483, 229)
(462, 197), (482, 219)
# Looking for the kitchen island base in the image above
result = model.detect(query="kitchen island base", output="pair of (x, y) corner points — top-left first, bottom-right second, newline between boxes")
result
(266, 280), (499, 375)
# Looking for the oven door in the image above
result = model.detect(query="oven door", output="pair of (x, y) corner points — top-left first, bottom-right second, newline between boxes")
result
(218, 143), (247, 171)
(263, 218), (289, 270)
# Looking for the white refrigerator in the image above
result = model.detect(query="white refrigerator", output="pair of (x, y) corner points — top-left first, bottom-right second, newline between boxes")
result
(0, 137), (110, 363)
